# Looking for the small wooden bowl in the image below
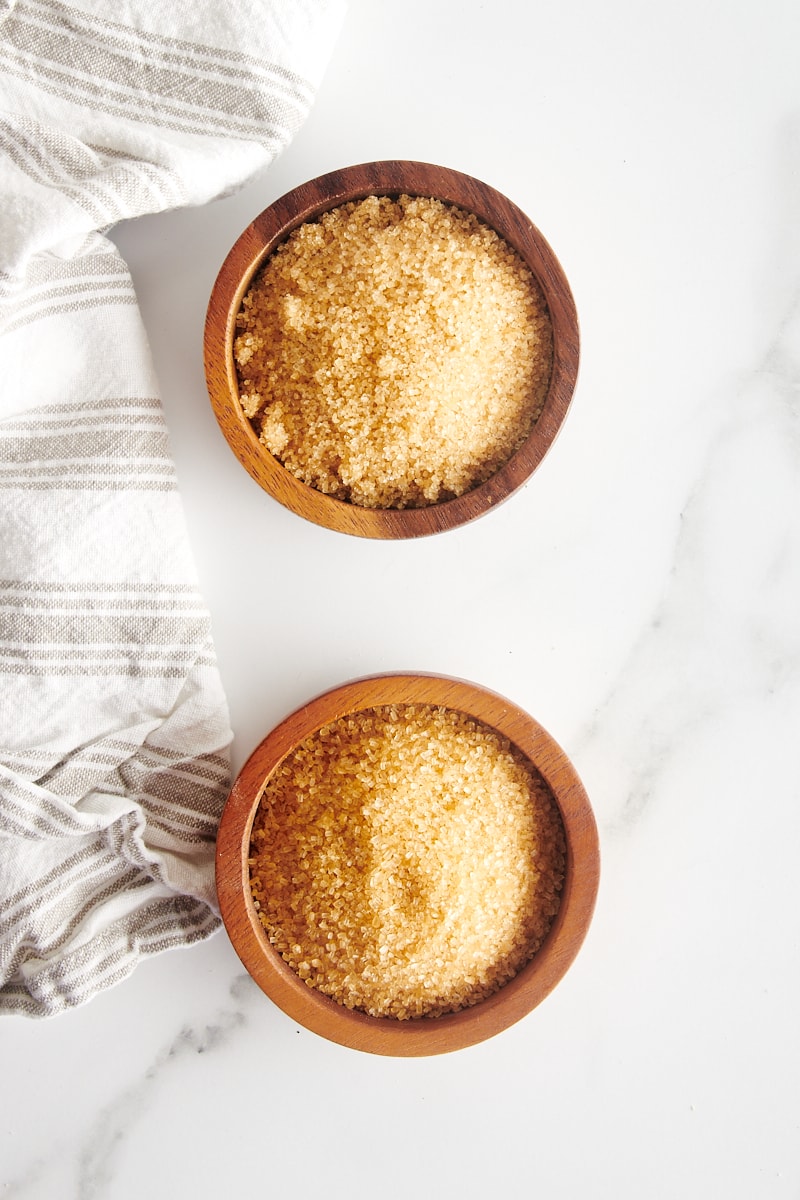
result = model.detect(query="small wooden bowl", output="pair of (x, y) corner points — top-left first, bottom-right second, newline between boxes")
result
(204, 161), (579, 538)
(216, 673), (599, 1056)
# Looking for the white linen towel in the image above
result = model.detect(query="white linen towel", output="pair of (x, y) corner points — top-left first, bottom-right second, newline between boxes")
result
(0, 0), (345, 1016)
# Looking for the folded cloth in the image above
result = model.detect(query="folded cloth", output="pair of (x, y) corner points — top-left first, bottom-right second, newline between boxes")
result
(0, 0), (346, 1016)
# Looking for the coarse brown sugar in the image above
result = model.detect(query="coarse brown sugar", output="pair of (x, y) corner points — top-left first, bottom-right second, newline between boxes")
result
(234, 195), (554, 509)
(248, 705), (566, 1020)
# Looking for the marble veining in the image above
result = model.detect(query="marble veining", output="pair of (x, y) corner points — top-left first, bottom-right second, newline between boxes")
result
(580, 277), (800, 839)
(4, 972), (256, 1199)
(2, 1), (799, 1197)
(77, 980), (253, 1200)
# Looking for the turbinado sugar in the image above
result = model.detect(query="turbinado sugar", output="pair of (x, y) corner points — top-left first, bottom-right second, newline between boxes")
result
(249, 705), (565, 1020)
(234, 195), (553, 509)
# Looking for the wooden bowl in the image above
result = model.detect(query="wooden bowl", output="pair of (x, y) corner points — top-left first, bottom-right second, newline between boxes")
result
(216, 673), (599, 1056)
(204, 161), (579, 538)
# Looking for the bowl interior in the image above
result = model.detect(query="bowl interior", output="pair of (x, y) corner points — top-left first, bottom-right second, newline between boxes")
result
(204, 161), (580, 539)
(215, 673), (599, 1056)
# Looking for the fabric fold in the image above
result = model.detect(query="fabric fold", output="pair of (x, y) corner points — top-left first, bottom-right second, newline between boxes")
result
(0, 0), (346, 1016)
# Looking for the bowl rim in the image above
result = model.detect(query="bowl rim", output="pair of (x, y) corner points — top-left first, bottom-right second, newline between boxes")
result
(215, 671), (600, 1056)
(203, 160), (580, 539)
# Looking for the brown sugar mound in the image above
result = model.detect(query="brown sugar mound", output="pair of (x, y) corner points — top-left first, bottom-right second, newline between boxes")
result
(234, 195), (554, 509)
(248, 705), (566, 1020)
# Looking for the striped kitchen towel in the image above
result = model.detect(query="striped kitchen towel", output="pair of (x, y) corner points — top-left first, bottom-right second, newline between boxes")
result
(0, 0), (346, 1017)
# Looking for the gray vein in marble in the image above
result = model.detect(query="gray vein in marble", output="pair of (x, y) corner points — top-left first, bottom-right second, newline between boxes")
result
(1, 974), (257, 1200)
(577, 282), (800, 836)
(76, 974), (255, 1200)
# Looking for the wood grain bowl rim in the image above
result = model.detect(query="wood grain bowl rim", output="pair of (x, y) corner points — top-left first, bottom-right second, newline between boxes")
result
(203, 160), (580, 539)
(215, 672), (600, 1056)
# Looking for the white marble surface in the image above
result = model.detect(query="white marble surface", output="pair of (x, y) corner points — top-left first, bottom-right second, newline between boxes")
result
(4, 0), (800, 1195)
